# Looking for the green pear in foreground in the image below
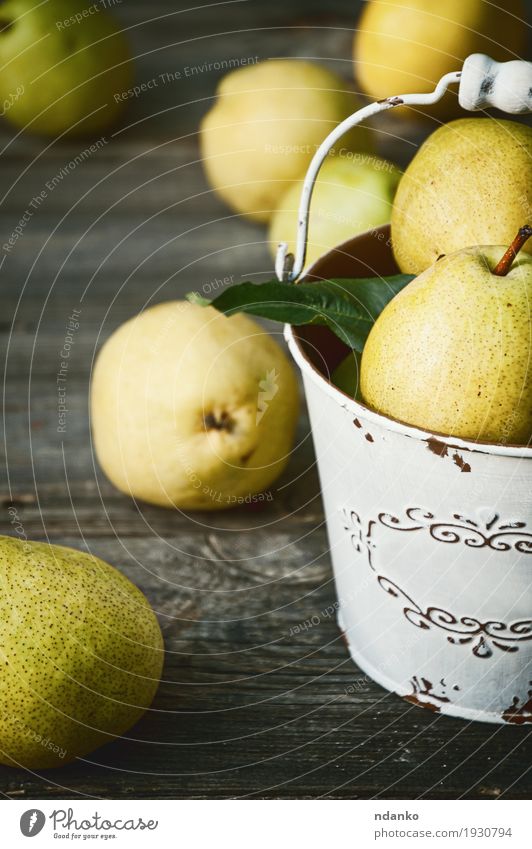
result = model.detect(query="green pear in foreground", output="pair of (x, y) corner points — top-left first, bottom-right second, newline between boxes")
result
(0, 0), (133, 136)
(391, 119), (532, 274)
(0, 536), (163, 769)
(360, 229), (532, 444)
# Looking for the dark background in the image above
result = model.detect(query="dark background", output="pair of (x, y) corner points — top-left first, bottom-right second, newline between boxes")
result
(0, 0), (531, 799)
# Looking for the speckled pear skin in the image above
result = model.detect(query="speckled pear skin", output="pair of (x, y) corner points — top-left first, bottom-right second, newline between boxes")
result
(391, 118), (532, 274)
(360, 247), (532, 444)
(0, 536), (163, 769)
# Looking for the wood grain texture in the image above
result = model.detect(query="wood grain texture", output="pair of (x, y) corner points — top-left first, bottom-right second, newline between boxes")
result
(0, 0), (530, 800)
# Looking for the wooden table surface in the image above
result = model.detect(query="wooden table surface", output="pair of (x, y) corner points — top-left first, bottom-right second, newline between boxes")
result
(1, 0), (531, 800)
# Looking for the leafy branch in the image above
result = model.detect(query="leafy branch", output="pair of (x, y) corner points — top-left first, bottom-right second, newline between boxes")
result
(188, 274), (413, 352)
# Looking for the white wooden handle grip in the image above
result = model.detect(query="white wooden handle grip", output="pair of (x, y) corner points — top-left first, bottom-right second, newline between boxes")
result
(459, 53), (532, 113)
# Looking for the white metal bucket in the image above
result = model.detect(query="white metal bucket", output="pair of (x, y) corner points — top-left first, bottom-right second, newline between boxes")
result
(285, 226), (532, 724)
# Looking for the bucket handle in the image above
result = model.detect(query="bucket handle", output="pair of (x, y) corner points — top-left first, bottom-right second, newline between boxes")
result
(275, 53), (532, 283)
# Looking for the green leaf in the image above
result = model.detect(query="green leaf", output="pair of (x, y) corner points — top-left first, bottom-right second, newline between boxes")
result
(187, 274), (413, 352)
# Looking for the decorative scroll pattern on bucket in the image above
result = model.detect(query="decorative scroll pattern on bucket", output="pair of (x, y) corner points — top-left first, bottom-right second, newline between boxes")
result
(342, 507), (532, 659)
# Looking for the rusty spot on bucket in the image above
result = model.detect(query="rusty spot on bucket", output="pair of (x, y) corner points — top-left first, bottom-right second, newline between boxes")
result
(404, 693), (441, 712)
(502, 685), (532, 724)
(339, 628), (350, 652)
(353, 418), (363, 429)
(365, 433), (374, 443)
(402, 676), (456, 713)
(378, 96), (404, 107)
(427, 438), (448, 457)
(452, 451), (471, 473)
(426, 437), (471, 472)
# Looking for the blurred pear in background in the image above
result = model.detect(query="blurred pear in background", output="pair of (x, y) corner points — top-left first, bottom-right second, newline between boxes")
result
(354, 0), (527, 119)
(200, 59), (374, 222)
(0, 0), (133, 136)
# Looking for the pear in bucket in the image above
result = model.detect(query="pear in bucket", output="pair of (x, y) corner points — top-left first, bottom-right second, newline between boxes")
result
(360, 227), (532, 444)
(391, 118), (532, 274)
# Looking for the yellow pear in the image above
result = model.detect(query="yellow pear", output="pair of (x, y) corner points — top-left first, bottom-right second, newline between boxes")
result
(200, 59), (373, 222)
(269, 155), (400, 268)
(0, 0), (133, 136)
(0, 535), (163, 769)
(360, 238), (532, 444)
(354, 0), (526, 119)
(91, 301), (300, 510)
(391, 118), (532, 274)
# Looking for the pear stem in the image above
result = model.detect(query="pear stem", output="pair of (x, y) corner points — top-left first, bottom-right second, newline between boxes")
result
(492, 225), (532, 276)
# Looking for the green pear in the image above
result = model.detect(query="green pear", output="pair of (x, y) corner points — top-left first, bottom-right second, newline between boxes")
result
(0, 535), (163, 768)
(391, 118), (532, 274)
(354, 0), (526, 120)
(0, 0), (133, 136)
(360, 234), (532, 444)
(269, 155), (401, 269)
(331, 350), (362, 399)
